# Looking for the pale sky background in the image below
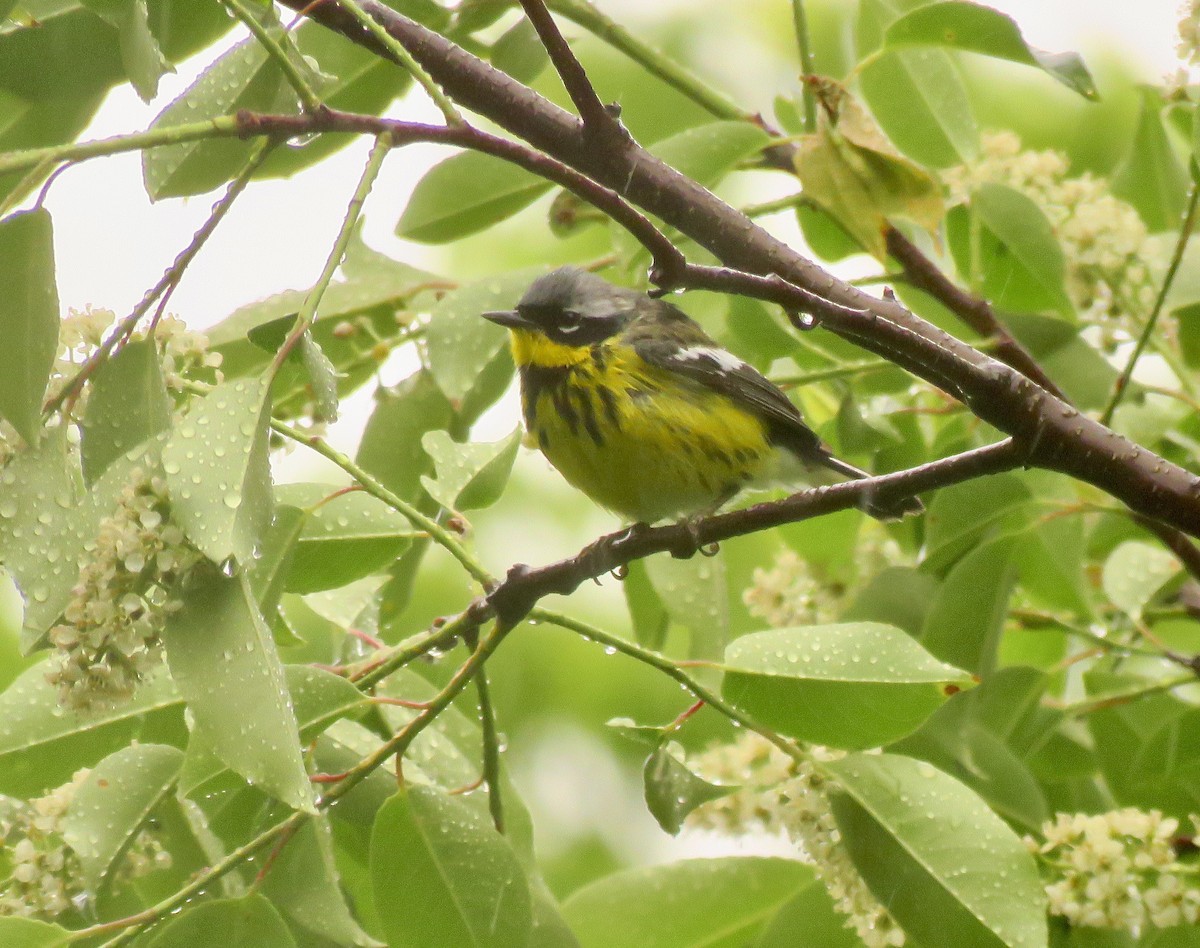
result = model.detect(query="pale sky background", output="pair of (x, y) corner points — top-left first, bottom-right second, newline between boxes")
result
(45, 0), (1184, 332)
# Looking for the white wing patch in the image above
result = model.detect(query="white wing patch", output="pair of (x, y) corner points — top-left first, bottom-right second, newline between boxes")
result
(672, 346), (745, 373)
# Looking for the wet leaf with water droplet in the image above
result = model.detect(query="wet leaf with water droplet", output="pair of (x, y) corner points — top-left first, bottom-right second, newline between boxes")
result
(62, 743), (183, 894)
(81, 338), (171, 483)
(420, 428), (520, 512)
(0, 664), (182, 797)
(164, 567), (314, 813)
(261, 814), (383, 947)
(275, 482), (416, 593)
(370, 785), (533, 948)
(643, 741), (736, 836)
(1102, 539), (1181, 620)
(0, 428), (98, 647)
(827, 752), (1047, 948)
(163, 376), (274, 566)
(722, 622), (973, 749)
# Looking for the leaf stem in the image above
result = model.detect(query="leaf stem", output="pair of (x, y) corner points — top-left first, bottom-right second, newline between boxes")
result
(475, 667), (505, 833)
(789, 0), (818, 131)
(1101, 179), (1200, 425)
(533, 608), (805, 763)
(222, 0), (325, 112)
(271, 133), (392, 375)
(269, 419), (493, 586)
(544, 0), (749, 121)
(335, 0), (465, 126)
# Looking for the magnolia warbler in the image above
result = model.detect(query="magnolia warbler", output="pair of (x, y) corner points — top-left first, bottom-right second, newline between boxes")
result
(483, 267), (922, 524)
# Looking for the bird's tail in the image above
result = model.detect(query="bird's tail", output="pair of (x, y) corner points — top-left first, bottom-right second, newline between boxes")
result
(813, 452), (923, 521)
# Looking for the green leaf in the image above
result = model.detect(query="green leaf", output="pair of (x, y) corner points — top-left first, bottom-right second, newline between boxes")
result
(0, 428), (98, 643)
(885, 0), (1097, 99)
(163, 376), (274, 566)
(148, 893), (296, 948)
(827, 753), (1048, 948)
(420, 429), (521, 512)
(164, 568), (314, 813)
(919, 534), (1018, 675)
(623, 559), (669, 650)
(0, 208), (58, 443)
(722, 623), (972, 749)
(648, 121), (771, 187)
(81, 338), (171, 483)
(370, 786), (533, 948)
(491, 18), (549, 83)
(61, 742), (183, 893)
(643, 741), (736, 835)
(0, 918), (70, 948)
(971, 183), (1071, 315)
(300, 332), (340, 423)
(261, 815), (383, 947)
(0, 663), (182, 797)
(890, 668), (1056, 831)
(357, 370), (454, 501)
(177, 664), (366, 797)
(796, 202), (863, 261)
(424, 270), (537, 406)
(753, 881), (865, 948)
(274, 482), (416, 594)
(396, 150), (553, 243)
(644, 551), (730, 666)
(562, 857), (813, 948)
(1113, 88), (1188, 232)
(143, 35), (292, 199)
(795, 122), (944, 259)
(1102, 540), (1182, 620)
(79, 0), (171, 101)
(248, 504), (305, 624)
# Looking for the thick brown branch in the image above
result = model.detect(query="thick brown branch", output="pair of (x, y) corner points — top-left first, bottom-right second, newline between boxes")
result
(517, 0), (621, 136)
(484, 440), (1022, 625)
(277, 0), (1200, 539)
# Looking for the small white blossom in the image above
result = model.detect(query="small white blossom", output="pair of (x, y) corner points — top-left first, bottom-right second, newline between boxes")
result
(1032, 807), (1199, 936)
(45, 468), (202, 710)
(688, 733), (905, 948)
(0, 770), (171, 919)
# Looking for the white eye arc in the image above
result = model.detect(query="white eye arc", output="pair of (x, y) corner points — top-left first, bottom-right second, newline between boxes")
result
(557, 310), (583, 333)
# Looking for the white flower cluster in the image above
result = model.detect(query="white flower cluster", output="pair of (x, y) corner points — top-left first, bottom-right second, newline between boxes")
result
(743, 527), (903, 628)
(1, 309), (223, 464)
(1178, 1), (1200, 66)
(1033, 809), (1200, 933)
(943, 131), (1161, 330)
(46, 468), (202, 710)
(153, 314), (223, 391)
(688, 733), (906, 948)
(0, 769), (171, 919)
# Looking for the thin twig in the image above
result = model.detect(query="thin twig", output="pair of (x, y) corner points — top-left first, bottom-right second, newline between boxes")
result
(336, 0), (465, 125)
(519, 0), (617, 134)
(536, 609), (804, 762)
(45, 139), (276, 417)
(223, 0), (325, 112)
(272, 132), (392, 373)
(1101, 179), (1200, 425)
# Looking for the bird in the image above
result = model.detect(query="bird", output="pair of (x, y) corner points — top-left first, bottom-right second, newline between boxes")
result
(483, 267), (922, 525)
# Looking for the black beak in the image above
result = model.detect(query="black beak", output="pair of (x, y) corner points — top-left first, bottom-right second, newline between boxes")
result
(482, 309), (531, 329)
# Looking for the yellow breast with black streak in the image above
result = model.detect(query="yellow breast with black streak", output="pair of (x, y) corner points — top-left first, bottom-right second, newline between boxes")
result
(508, 329), (774, 523)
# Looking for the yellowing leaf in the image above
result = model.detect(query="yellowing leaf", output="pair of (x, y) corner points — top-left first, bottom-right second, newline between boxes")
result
(793, 93), (944, 259)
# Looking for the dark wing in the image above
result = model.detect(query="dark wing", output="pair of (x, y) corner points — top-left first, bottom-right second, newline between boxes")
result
(627, 302), (827, 462)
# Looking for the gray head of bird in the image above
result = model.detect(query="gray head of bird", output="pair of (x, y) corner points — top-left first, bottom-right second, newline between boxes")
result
(482, 267), (644, 346)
